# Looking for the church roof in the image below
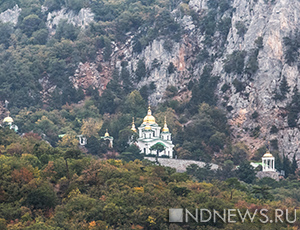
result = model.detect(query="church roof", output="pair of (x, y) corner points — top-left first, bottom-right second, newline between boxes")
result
(104, 129), (110, 137)
(131, 117), (137, 132)
(3, 116), (13, 123)
(162, 116), (169, 133)
(137, 137), (174, 147)
(262, 151), (274, 158)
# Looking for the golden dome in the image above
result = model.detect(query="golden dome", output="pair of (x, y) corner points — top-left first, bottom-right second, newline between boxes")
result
(262, 151), (274, 158)
(104, 129), (110, 137)
(162, 116), (169, 132)
(3, 116), (13, 123)
(144, 123), (152, 130)
(143, 106), (156, 124)
(131, 117), (137, 132)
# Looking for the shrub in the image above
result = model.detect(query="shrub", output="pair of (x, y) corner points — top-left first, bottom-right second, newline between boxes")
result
(255, 36), (264, 49)
(221, 83), (230, 92)
(235, 21), (247, 38)
(245, 49), (259, 77)
(168, 62), (175, 74)
(232, 79), (245, 93)
(251, 111), (259, 119)
(224, 50), (246, 74)
(163, 39), (174, 52)
(135, 59), (146, 82)
(270, 125), (279, 134)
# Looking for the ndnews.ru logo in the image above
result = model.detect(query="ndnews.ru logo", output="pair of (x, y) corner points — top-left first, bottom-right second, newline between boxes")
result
(169, 208), (297, 224)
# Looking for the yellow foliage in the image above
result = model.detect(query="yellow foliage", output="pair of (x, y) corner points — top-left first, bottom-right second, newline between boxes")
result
(107, 159), (123, 166)
(147, 216), (156, 225)
(133, 187), (144, 193)
(68, 188), (81, 199)
(186, 181), (213, 191)
(180, 3), (190, 15)
(81, 118), (103, 137)
(33, 167), (40, 180)
(58, 134), (78, 148)
(89, 221), (96, 228)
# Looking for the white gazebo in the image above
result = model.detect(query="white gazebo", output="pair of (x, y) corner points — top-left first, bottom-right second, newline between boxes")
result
(262, 151), (275, 172)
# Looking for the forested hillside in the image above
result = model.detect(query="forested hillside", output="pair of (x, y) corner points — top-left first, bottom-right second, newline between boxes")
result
(1, 128), (300, 229)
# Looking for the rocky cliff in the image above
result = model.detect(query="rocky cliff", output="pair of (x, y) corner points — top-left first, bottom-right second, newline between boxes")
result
(0, 5), (21, 25)
(210, 0), (300, 159)
(108, 0), (300, 160)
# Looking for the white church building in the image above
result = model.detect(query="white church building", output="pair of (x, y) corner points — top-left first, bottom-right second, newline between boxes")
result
(131, 106), (174, 158)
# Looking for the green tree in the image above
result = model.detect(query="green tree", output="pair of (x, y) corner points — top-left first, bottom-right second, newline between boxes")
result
(216, 160), (235, 181)
(287, 86), (300, 127)
(231, 142), (248, 165)
(25, 182), (57, 210)
(55, 20), (79, 41)
(64, 148), (81, 180)
(291, 154), (298, 175)
(236, 161), (256, 183)
(0, 22), (13, 48)
(30, 29), (48, 45)
(226, 177), (245, 200)
(235, 21), (247, 37)
(135, 59), (146, 82)
(252, 185), (273, 201)
(119, 145), (143, 162)
(224, 50), (246, 74)
(278, 75), (290, 100)
(124, 90), (146, 117)
(150, 143), (165, 163)
(208, 131), (226, 152)
(20, 14), (44, 37)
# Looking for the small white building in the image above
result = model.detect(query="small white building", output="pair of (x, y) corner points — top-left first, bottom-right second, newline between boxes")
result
(2, 113), (18, 132)
(101, 129), (113, 148)
(262, 151), (275, 172)
(77, 135), (87, 146)
(132, 106), (174, 158)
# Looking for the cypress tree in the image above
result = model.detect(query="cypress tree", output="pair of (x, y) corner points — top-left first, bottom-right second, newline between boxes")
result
(279, 76), (290, 99)
(282, 155), (291, 177)
(275, 153), (283, 172)
(291, 154), (298, 175)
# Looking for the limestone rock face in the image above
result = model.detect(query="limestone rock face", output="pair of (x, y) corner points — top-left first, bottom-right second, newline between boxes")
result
(212, 0), (300, 159)
(97, 0), (300, 162)
(166, 0), (300, 162)
(70, 62), (111, 95)
(0, 5), (21, 25)
(256, 171), (280, 181)
(46, 7), (94, 35)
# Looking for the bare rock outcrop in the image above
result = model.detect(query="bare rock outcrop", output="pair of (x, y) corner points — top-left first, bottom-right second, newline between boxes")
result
(0, 5), (21, 25)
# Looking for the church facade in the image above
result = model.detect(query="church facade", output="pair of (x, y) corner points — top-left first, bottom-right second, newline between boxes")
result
(131, 106), (174, 158)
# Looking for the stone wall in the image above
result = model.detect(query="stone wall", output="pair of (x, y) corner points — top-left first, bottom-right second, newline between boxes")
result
(145, 157), (219, 172)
